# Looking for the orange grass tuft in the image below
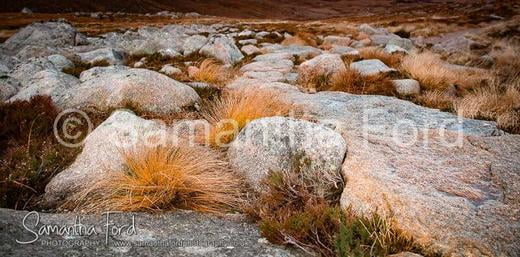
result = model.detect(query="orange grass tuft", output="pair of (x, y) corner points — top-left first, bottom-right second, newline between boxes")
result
(67, 144), (243, 214)
(414, 90), (456, 111)
(192, 59), (237, 87)
(400, 52), (487, 91)
(490, 41), (520, 84)
(201, 88), (293, 146)
(297, 68), (333, 91)
(327, 69), (396, 96)
(456, 82), (520, 133)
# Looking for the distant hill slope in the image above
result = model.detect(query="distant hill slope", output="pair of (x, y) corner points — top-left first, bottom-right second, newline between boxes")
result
(0, 0), (495, 20)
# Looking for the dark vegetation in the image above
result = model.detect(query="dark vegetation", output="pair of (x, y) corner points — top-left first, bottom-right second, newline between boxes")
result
(0, 95), (171, 210)
(245, 155), (430, 257)
(0, 95), (203, 210)
(0, 96), (81, 209)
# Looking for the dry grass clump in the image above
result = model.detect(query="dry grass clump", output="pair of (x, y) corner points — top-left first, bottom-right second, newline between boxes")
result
(414, 90), (457, 112)
(246, 169), (342, 256)
(407, 40), (520, 133)
(281, 32), (318, 47)
(407, 22), (461, 38)
(68, 144), (243, 214)
(192, 59), (237, 87)
(246, 170), (424, 257)
(484, 16), (520, 44)
(297, 68), (333, 92)
(298, 68), (396, 96)
(400, 52), (486, 92)
(327, 69), (396, 96)
(0, 96), (82, 209)
(200, 88), (292, 146)
(400, 52), (456, 91)
(456, 82), (520, 133)
(359, 47), (403, 68)
(489, 41), (520, 84)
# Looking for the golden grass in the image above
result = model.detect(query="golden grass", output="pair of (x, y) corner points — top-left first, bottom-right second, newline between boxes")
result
(359, 47), (403, 68)
(400, 52), (456, 91)
(297, 67), (396, 96)
(400, 52), (487, 92)
(67, 144), (243, 214)
(414, 90), (456, 111)
(297, 68), (333, 92)
(490, 41), (520, 84)
(200, 88), (293, 146)
(327, 69), (396, 96)
(456, 82), (520, 133)
(192, 59), (237, 87)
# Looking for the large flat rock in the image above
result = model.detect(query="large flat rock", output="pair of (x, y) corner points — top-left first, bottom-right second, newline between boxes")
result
(286, 91), (519, 257)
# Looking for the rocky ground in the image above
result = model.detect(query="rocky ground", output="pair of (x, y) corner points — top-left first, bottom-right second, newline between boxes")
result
(0, 208), (301, 257)
(1, 2), (520, 257)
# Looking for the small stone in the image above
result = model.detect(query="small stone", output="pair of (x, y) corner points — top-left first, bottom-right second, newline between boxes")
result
(350, 59), (396, 76)
(255, 31), (270, 39)
(47, 54), (74, 70)
(183, 35), (207, 56)
(329, 46), (360, 57)
(77, 47), (125, 65)
(322, 35), (351, 46)
(388, 37), (414, 51)
(133, 61), (145, 68)
(159, 64), (182, 76)
(158, 48), (181, 58)
(238, 39), (257, 45)
(241, 45), (261, 55)
(21, 7), (33, 14)
(90, 12), (102, 19)
(199, 36), (243, 65)
(358, 23), (386, 35)
(392, 79), (421, 96)
(238, 30), (254, 37)
(384, 44), (408, 54)
(298, 53), (346, 76)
